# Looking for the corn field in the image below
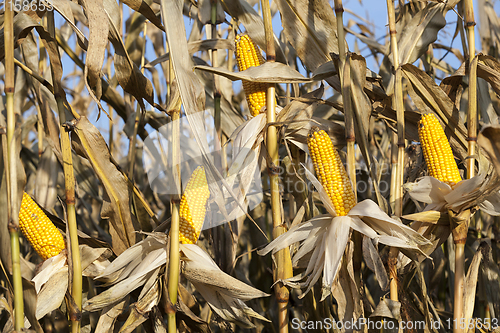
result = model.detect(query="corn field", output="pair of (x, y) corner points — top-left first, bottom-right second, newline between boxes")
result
(2, 0), (500, 332)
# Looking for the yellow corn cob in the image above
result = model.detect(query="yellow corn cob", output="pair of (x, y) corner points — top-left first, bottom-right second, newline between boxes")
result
(19, 192), (66, 260)
(179, 166), (210, 244)
(307, 127), (356, 216)
(235, 34), (270, 117)
(418, 113), (462, 188)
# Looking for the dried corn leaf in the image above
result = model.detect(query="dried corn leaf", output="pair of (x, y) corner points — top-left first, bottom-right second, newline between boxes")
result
(94, 299), (128, 333)
(369, 297), (401, 321)
(198, 0), (225, 24)
(274, 0), (341, 72)
(118, 278), (160, 333)
(478, 125), (500, 178)
(23, 278), (43, 332)
(105, 0), (155, 110)
(51, 0), (88, 47)
(478, 55), (500, 97)
(72, 116), (137, 254)
(479, 242), (500, 320)
(362, 237), (389, 291)
(188, 39), (234, 54)
(120, 0), (164, 31)
(195, 62), (310, 83)
(393, 1), (459, 67)
(0, 127), (25, 272)
(79, 0), (109, 102)
(464, 242), (484, 328)
(96, 235), (166, 284)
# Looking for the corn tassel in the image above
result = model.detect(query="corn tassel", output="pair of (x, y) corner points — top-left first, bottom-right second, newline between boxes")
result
(307, 127), (356, 216)
(19, 192), (66, 260)
(418, 113), (462, 188)
(235, 34), (273, 117)
(179, 166), (210, 244)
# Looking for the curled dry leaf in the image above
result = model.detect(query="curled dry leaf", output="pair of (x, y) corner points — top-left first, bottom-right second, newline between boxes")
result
(195, 62), (311, 83)
(72, 116), (138, 254)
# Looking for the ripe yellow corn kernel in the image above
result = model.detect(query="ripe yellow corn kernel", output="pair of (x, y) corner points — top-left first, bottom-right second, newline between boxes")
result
(307, 127), (356, 216)
(19, 192), (66, 260)
(418, 113), (462, 188)
(179, 166), (211, 244)
(235, 34), (271, 117)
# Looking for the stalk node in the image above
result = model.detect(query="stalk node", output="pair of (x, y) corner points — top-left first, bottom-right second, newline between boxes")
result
(266, 55), (276, 62)
(7, 221), (19, 233)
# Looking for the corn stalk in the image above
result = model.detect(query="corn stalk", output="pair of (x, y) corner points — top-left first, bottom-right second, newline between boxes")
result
(45, 11), (82, 333)
(451, 1), (477, 331)
(333, 0), (356, 197)
(261, 1), (293, 332)
(386, 0), (405, 302)
(4, 1), (23, 329)
(167, 101), (181, 333)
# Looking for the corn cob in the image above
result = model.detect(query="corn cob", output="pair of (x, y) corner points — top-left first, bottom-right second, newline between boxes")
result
(418, 113), (462, 188)
(19, 192), (66, 260)
(179, 166), (210, 244)
(235, 34), (273, 117)
(307, 127), (356, 216)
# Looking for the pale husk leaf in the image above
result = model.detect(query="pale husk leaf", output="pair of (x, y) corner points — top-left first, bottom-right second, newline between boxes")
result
(180, 244), (269, 328)
(405, 176), (451, 206)
(31, 253), (67, 293)
(84, 257), (163, 312)
(181, 244), (269, 300)
(257, 215), (331, 256)
(322, 217), (351, 288)
(96, 236), (166, 284)
(35, 266), (68, 320)
(302, 164), (336, 216)
(330, 241), (363, 323)
(349, 200), (432, 246)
